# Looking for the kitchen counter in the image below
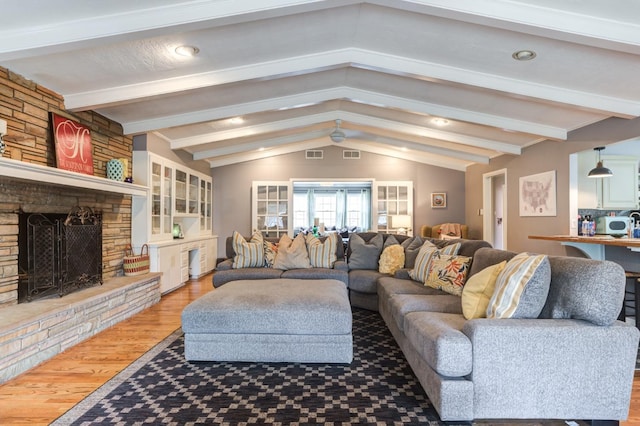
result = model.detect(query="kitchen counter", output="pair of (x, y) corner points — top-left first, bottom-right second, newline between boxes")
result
(529, 234), (640, 260)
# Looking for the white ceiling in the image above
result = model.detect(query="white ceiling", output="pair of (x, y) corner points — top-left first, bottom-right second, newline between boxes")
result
(2, 0), (639, 171)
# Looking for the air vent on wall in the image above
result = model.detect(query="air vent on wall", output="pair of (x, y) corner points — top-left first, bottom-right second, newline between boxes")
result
(343, 150), (361, 160)
(305, 149), (323, 160)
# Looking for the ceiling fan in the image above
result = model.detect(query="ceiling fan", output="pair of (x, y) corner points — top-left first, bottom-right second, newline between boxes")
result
(330, 119), (346, 143)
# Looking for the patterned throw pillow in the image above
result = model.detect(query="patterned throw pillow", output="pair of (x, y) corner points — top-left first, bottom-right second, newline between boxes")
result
(232, 230), (264, 268)
(264, 240), (278, 267)
(306, 233), (338, 268)
(424, 254), (472, 296)
(409, 241), (461, 282)
(461, 261), (507, 319)
(486, 253), (551, 319)
(379, 244), (405, 275)
(273, 233), (312, 270)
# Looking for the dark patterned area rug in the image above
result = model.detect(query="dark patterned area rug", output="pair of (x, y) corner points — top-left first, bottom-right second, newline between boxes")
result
(53, 309), (586, 426)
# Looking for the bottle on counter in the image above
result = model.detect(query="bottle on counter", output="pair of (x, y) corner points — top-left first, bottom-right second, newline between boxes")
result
(577, 215), (583, 236)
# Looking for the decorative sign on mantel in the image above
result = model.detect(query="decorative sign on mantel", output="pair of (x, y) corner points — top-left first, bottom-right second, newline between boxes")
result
(51, 112), (94, 175)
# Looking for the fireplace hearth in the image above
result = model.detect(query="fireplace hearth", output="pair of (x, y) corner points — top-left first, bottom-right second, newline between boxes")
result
(18, 206), (103, 303)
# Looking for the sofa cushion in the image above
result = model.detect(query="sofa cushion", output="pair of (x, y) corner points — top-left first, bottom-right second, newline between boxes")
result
(306, 232), (338, 268)
(379, 244), (405, 275)
(389, 293), (463, 332)
(232, 231), (265, 268)
(401, 236), (424, 269)
(461, 261), (507, 319)
(540, 257), (625, 326)
(348, 269), (384, 293)
(409, 241), (461, 283)
(404, 312), (472, 377)
(487, 253), (551, 319)
(378, 276), (447, 317)
(282, 268), (348, 286)
(348, 233), (383, 270)
(424, 254), (472, 296)
(212, 267), (283, 287)
(273, 233), (312, 270)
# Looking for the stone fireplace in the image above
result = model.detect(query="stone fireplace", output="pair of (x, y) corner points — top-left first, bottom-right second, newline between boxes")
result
(0, 175), (129, 309)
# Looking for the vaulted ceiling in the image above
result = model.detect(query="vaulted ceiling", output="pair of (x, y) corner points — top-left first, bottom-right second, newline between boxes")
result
(2, 1), (639, 171)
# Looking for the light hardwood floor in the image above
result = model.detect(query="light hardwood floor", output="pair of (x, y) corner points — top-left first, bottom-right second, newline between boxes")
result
(1, 274), (639, 425)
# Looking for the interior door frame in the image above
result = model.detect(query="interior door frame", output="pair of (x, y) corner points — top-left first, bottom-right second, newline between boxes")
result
(482, 168), (508, 250)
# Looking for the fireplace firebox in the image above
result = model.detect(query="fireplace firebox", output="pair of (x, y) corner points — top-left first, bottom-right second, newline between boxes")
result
(18, 206), (103, 303)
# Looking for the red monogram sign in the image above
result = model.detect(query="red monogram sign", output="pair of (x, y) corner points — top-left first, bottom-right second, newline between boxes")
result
(52, 113), (94, 175)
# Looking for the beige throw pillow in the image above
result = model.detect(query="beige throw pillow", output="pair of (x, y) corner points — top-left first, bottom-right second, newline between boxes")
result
(273, 233), (312, 270)
(461, 261), (507, 319)
(379, 244), (405, 275)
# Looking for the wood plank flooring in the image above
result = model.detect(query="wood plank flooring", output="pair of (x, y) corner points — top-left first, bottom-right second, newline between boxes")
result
(1, 273), (640, 425)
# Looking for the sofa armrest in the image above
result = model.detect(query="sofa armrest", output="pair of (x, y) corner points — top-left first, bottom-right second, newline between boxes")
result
(216, 258), (233, 271)
(334, 260), (348, 272)
(462, 318), (639, 420)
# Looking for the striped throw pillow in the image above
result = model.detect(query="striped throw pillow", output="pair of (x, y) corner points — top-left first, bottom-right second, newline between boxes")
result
(306, 232), (338, 268)
(486, 253), (551, 319)
(231, 231), (264, 268)
(409, 241), (461, 283)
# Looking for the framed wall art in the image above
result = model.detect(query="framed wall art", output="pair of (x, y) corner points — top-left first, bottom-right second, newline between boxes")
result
(431, 192), (446, 208)
(51, 112), (94, 175)
(519, 170), (557, 216)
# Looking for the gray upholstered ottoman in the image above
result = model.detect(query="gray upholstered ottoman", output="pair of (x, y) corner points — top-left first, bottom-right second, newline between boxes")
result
(181, 278), (353, 363)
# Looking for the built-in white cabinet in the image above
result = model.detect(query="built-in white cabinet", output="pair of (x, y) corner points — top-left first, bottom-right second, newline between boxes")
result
(600, 155), (639, 209)
(577, 152), (639, 209)
(132, 151), (217, 293)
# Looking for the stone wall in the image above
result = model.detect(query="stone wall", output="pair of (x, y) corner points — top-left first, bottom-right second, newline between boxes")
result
(0, 66), (134, 308)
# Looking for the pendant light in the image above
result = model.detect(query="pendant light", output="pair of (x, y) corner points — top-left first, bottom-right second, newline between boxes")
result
(587, 146), (613, 178)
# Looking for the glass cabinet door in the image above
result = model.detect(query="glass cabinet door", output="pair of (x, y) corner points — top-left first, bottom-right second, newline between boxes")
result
(253, 182), (290, 238)
(206, 180), (212, 232)
(200, 179), (206, 230)
(151, 161), (161, 236)
(175, 170), (187, 214)
(374, 181), (413, 235)
(163, 165), (173, 235)
(189, 174), (199, 214)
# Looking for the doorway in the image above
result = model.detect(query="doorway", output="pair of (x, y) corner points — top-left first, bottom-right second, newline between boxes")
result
(482, 169), (508, 250)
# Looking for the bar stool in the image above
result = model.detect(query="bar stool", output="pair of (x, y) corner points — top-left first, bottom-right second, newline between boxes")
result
(619, 271), (640, 330)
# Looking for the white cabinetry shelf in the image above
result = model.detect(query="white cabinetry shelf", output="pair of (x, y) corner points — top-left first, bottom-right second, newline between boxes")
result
(132, 151), (216, 293)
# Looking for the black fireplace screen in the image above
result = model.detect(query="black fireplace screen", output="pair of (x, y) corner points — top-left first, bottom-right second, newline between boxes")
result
(19, 206), (102, 302)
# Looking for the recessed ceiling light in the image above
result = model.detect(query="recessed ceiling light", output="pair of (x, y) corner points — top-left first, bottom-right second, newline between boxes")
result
(432, 118), (450, 126)
(175, 45), (199, 57)
(512, 50), (536, 61)
(229, 117), (244, 124)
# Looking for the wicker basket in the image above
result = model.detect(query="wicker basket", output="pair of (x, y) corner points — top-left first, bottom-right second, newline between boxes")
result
(123, 244), (150, 276)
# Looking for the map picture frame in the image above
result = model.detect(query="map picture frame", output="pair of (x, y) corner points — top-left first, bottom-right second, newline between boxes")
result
(519, 170), (557, 216)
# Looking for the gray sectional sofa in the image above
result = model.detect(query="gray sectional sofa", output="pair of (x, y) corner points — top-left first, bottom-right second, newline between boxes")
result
(211, 232), (639, 423)
(379, 246), (639, 422)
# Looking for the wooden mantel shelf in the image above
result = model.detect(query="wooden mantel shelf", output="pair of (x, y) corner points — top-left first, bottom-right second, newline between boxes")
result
(0, 156), (148, 197)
